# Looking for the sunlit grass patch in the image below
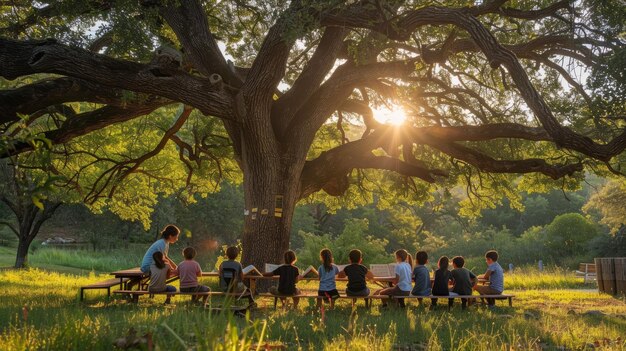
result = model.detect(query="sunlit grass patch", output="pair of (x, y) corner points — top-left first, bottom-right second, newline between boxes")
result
(1, 269), (626, 350)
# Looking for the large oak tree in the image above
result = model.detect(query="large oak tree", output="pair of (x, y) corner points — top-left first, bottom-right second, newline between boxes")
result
(1, 0), (625, 269)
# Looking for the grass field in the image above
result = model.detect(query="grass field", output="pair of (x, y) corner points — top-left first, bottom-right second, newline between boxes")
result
(1, 247), (625, 350)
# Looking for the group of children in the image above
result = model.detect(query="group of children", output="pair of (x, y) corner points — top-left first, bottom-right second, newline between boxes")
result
(141, 225), (504, 309)
(260, 247), (504, 309)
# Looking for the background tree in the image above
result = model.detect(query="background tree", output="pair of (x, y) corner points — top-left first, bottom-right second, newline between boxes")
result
(0, 159), (62, 268)
(1, 0), (625, 270)
(583, 179), (626, 233)
(543, 213), (600, 258)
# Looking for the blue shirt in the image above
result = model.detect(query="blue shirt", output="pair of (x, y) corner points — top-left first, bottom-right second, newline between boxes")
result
(140, 239), (169, 273)
(488, 261), (504, 293)
(318, 264), (339, 291)
(395, 262), (413, 292)
(411, 265), (431, 296)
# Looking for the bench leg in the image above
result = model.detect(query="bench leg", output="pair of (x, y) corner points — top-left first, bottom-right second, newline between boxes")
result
(80, 288), (84, 301)
(250, 280), (256, 295)
(273, 297), (278, 310)
(508, 297), (512, 307)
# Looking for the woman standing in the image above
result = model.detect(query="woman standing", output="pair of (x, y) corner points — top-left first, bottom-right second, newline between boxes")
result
(140, 224), (180, 274)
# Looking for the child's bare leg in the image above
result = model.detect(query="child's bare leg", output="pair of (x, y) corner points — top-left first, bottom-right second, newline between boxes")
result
(376, 287), (394, 307)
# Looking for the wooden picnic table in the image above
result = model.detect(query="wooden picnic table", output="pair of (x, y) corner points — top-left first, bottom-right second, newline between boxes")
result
(110, 267), (180, 290)
(111, 268), (488, 294)
(201, 271), (397, 294)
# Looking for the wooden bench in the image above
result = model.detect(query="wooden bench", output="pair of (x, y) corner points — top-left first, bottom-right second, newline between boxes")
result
(397, 294), (515, 307)
(80, 278), (130, 301)
(575, 263), (597, 283)
(113, 290), (252, 303)
(258, 292), (390, 309)
(257, 292), (514, 308)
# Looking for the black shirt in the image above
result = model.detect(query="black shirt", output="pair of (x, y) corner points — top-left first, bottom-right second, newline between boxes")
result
(344, 263), (368, 291)
(272, 265), (299, 295)
(450, 267), (476, 295)
(432, 268), (451, 296)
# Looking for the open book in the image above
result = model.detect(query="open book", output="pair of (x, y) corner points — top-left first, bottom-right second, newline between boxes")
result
(264, 263), (282, 273)
(370, 263), (397, 277)
(242, 265), (263, 276)
(336, 264), (347, 272)
(301, 265), (319, 278)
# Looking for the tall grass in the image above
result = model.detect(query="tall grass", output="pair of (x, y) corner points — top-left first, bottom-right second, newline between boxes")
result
(0, 267), (622, 350)
(29, 247), (144, 272)
(505, 267), (587, 290)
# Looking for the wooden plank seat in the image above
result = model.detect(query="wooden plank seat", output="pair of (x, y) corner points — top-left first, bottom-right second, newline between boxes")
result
(395, 294), (516, 307)
(257, 292), (390, 309)
(257, 292), (514, 308)
(80, 278), (130, 301)
(113, 290), (252, 303)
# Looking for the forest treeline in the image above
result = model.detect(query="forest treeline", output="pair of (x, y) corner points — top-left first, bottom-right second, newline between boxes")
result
(2, 175), (625, 270)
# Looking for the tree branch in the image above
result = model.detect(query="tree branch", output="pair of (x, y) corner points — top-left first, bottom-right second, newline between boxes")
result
(83, 105), (193, 203)
(325, 6), (626, 162)
(285, 59), (417, 148)
(273, 27), (347, 124)
(0, 77), (166, 125)
(243, 1), (304, 110)
(2, 103), (169, 157)
(299, 136), (447, 198)
(159, 0), (240, 86)
(0, 38), (234, 118)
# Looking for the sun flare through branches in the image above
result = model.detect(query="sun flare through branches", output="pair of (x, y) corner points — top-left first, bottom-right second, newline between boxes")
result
(372, 105), (407, 126)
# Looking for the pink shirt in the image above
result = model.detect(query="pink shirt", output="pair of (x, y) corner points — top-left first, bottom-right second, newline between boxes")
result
(178, 260), (202, 288)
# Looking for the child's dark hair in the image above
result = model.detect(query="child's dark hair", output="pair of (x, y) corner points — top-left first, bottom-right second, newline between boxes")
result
(153, 251), (165, 269)
(284, 250), (297, 264)
(320, 248), (333, 272)
(438, 256), (449, 270)
(161, 224), (180, 239)
(415, 251), (428, 265)
(395, 249), (413, 268)
(348, 249), (362, 264)
(183, 247), (196, 260)
(452, 256), (465, 268)
(485, 250), (498, 261)
(226, 246), (239, 260)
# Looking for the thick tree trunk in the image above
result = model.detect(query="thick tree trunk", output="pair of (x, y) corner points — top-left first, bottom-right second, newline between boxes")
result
(14, 236), (32, 268)
(240, 164), (300, 270)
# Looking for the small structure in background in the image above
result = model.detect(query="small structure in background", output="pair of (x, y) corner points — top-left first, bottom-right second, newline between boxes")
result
(575, 262), (597, 284)
(41, 237), (76, 245)
(508, 263), (514, 273)
(538, 260), (543, 272)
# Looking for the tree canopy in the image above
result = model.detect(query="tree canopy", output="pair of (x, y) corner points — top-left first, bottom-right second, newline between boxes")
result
(1, 0), (625, 266)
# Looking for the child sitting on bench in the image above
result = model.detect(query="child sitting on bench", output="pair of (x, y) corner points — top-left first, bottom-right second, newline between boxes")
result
(218, 246), (246, 293)
(264, 250), (301, 308)
(178, 247), (210, 304)
(339, 249), (374, 297)
(474, 250), (504, 308)
(317, 248), (340, 309)
(374, 249), (413, 308)
(149, 251), (177, 304)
